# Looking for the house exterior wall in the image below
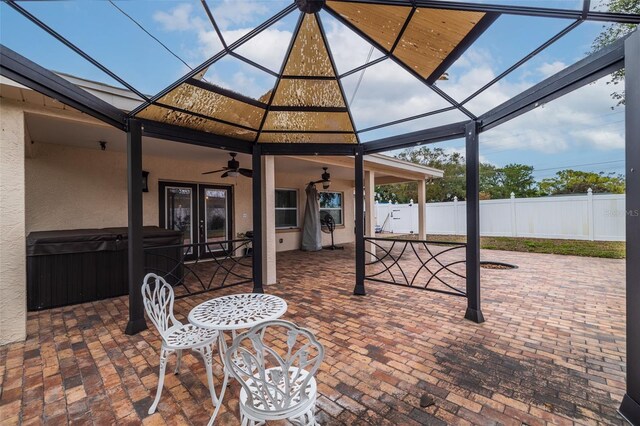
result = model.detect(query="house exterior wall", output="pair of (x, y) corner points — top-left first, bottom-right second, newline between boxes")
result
(25, 142), (356, 252)
(275, 173), (355, 252)
(25, 142), (254, 236)
(0, 100), (27, 345)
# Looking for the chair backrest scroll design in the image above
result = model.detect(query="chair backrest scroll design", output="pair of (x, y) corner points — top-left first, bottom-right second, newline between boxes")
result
(141, 273), (181, 339)
(225, 320), (324, 415)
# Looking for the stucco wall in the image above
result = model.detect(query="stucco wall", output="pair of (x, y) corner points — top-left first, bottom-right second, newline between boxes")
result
(25, 142), (254, 236)
(275, 172), (355, 253)
(0, 100), (27, 345)
(25, 142), (356, 253)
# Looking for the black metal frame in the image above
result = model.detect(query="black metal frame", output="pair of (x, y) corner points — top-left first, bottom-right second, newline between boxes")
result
(316, 12), (361, 141)
(251, 144), (264, 293)
(364, 237), (467, 297)
(144, 239), (253, 299)
(620, 29), (640, 426)
(464, 121), (483, 323)
(327, 0), (640, 23)
(3, 0), (149, 102)
(125, 119), (147, 335)
(354, 145), (366, 295)
(3, 5), (640, 421)
(0, 45), (127, 130)
(4, 0), (639, 143)
(322, 3), (483, 120)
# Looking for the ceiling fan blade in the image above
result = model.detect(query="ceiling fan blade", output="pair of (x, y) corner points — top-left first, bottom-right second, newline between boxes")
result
(239, 168), (253, 178)
(202, 169), (226, 175)
(221, 171), (230, 178)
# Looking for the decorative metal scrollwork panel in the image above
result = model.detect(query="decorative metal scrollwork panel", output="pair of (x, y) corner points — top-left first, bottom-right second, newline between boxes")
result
(364, 237), (466, 297)
(144, 238), (253, 299)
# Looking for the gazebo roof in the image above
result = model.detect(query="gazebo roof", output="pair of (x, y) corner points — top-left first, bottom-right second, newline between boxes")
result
(133, 2), (494, 144)
(2, 0), (639, 151)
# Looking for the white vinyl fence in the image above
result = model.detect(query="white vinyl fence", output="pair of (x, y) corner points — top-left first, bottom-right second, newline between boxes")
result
(375, 190), (626, 241)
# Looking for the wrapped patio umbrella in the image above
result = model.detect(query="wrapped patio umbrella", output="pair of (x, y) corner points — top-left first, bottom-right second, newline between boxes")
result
(301, 183), (322, 251)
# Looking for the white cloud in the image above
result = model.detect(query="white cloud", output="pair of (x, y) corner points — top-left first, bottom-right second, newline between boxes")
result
(151, 4), (625, 156)
(153, 4), (197, 32)
(231, 28), (293, 71)
(571, 128), (624, 150)
(211, 1), (269, 30)
(479, 76), (624, 154)
(538, 61), (567, 78)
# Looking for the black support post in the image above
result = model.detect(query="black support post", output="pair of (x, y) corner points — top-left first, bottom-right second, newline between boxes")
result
(252, 144), (264, 294)
(619, 29), (640, 426)
(125, 119), (147, 335)
(464, 121), (484, 323)
(354, 145), (366, 296)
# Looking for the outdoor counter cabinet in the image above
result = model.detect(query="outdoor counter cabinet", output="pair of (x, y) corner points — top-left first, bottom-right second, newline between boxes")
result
(26, 226), (182, 310)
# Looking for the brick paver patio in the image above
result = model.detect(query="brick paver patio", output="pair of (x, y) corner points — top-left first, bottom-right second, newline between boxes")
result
(0, 246), (627, 425)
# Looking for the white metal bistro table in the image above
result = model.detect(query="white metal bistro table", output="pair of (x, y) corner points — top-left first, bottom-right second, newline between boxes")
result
(188, 293), (287, 425)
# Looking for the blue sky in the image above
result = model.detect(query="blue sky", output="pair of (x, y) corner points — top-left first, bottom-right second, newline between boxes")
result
(0, 0), (627, 181)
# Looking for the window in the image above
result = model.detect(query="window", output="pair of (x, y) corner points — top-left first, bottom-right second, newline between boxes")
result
(275, 189), (298, 228)
(319, 192), (343, 226)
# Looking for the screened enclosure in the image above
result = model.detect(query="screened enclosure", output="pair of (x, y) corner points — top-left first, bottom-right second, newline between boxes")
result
(2, 0), (640, 422)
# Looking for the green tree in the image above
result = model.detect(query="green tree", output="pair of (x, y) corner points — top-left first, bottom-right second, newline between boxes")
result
(590, 0), (639, 106)
(374, 182), (416, 204)
(499, 163), (538, 198)
(538, 169), (625, 195)
(375, 148), (539, 202)
(397, 147), (466, 201)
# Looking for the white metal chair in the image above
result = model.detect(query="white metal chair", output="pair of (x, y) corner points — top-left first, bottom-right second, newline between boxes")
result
(141, 273), (219, 414)
(225, 319), (324, 426)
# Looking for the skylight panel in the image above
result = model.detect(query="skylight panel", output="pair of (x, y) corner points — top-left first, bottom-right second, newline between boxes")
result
(320, 11), (386, 76)
(232, 12), (299, 73)
(202, 55), (277, 101)
(464, 21), (605, 115)
(16, 1), (218, 96)
(359, 109), (469, 143)
(342, 59), (452, 131)
(435, 14), (577, 106)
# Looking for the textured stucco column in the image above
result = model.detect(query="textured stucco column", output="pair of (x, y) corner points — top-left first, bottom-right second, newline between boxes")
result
(0, 101), (27, 344)
(365, 170), (375, 262)
(262, 155), (277, 285)
(417, 179), (426, 240)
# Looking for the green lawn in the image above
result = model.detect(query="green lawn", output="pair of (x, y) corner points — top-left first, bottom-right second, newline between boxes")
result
(381, 234), (625, 259)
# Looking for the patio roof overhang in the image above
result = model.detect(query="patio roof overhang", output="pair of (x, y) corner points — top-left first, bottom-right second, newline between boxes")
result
(2, 1), (640, 424)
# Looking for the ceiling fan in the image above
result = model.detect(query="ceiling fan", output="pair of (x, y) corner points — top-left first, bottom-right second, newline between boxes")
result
(310, 167), (331, 189)
(202, 152), (252, 178)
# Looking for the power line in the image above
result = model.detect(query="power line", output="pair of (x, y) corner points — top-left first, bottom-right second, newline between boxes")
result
(349, 46), (375, 106)
(533, 159), (624, 173)
(108, 1), (195, 73)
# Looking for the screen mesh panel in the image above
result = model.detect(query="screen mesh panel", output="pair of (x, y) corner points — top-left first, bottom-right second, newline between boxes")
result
(263, 111), (354, 132)
(137, 104), (257, 141)
(272, 79), (346, 107)
(326, 2), (411, 51)
(327, 2), (488, 81)
(139, 82), (265, 130)
(394, 8), (486, 79)
(283, 13), (334, 77)
(258, 132), (357, 143)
